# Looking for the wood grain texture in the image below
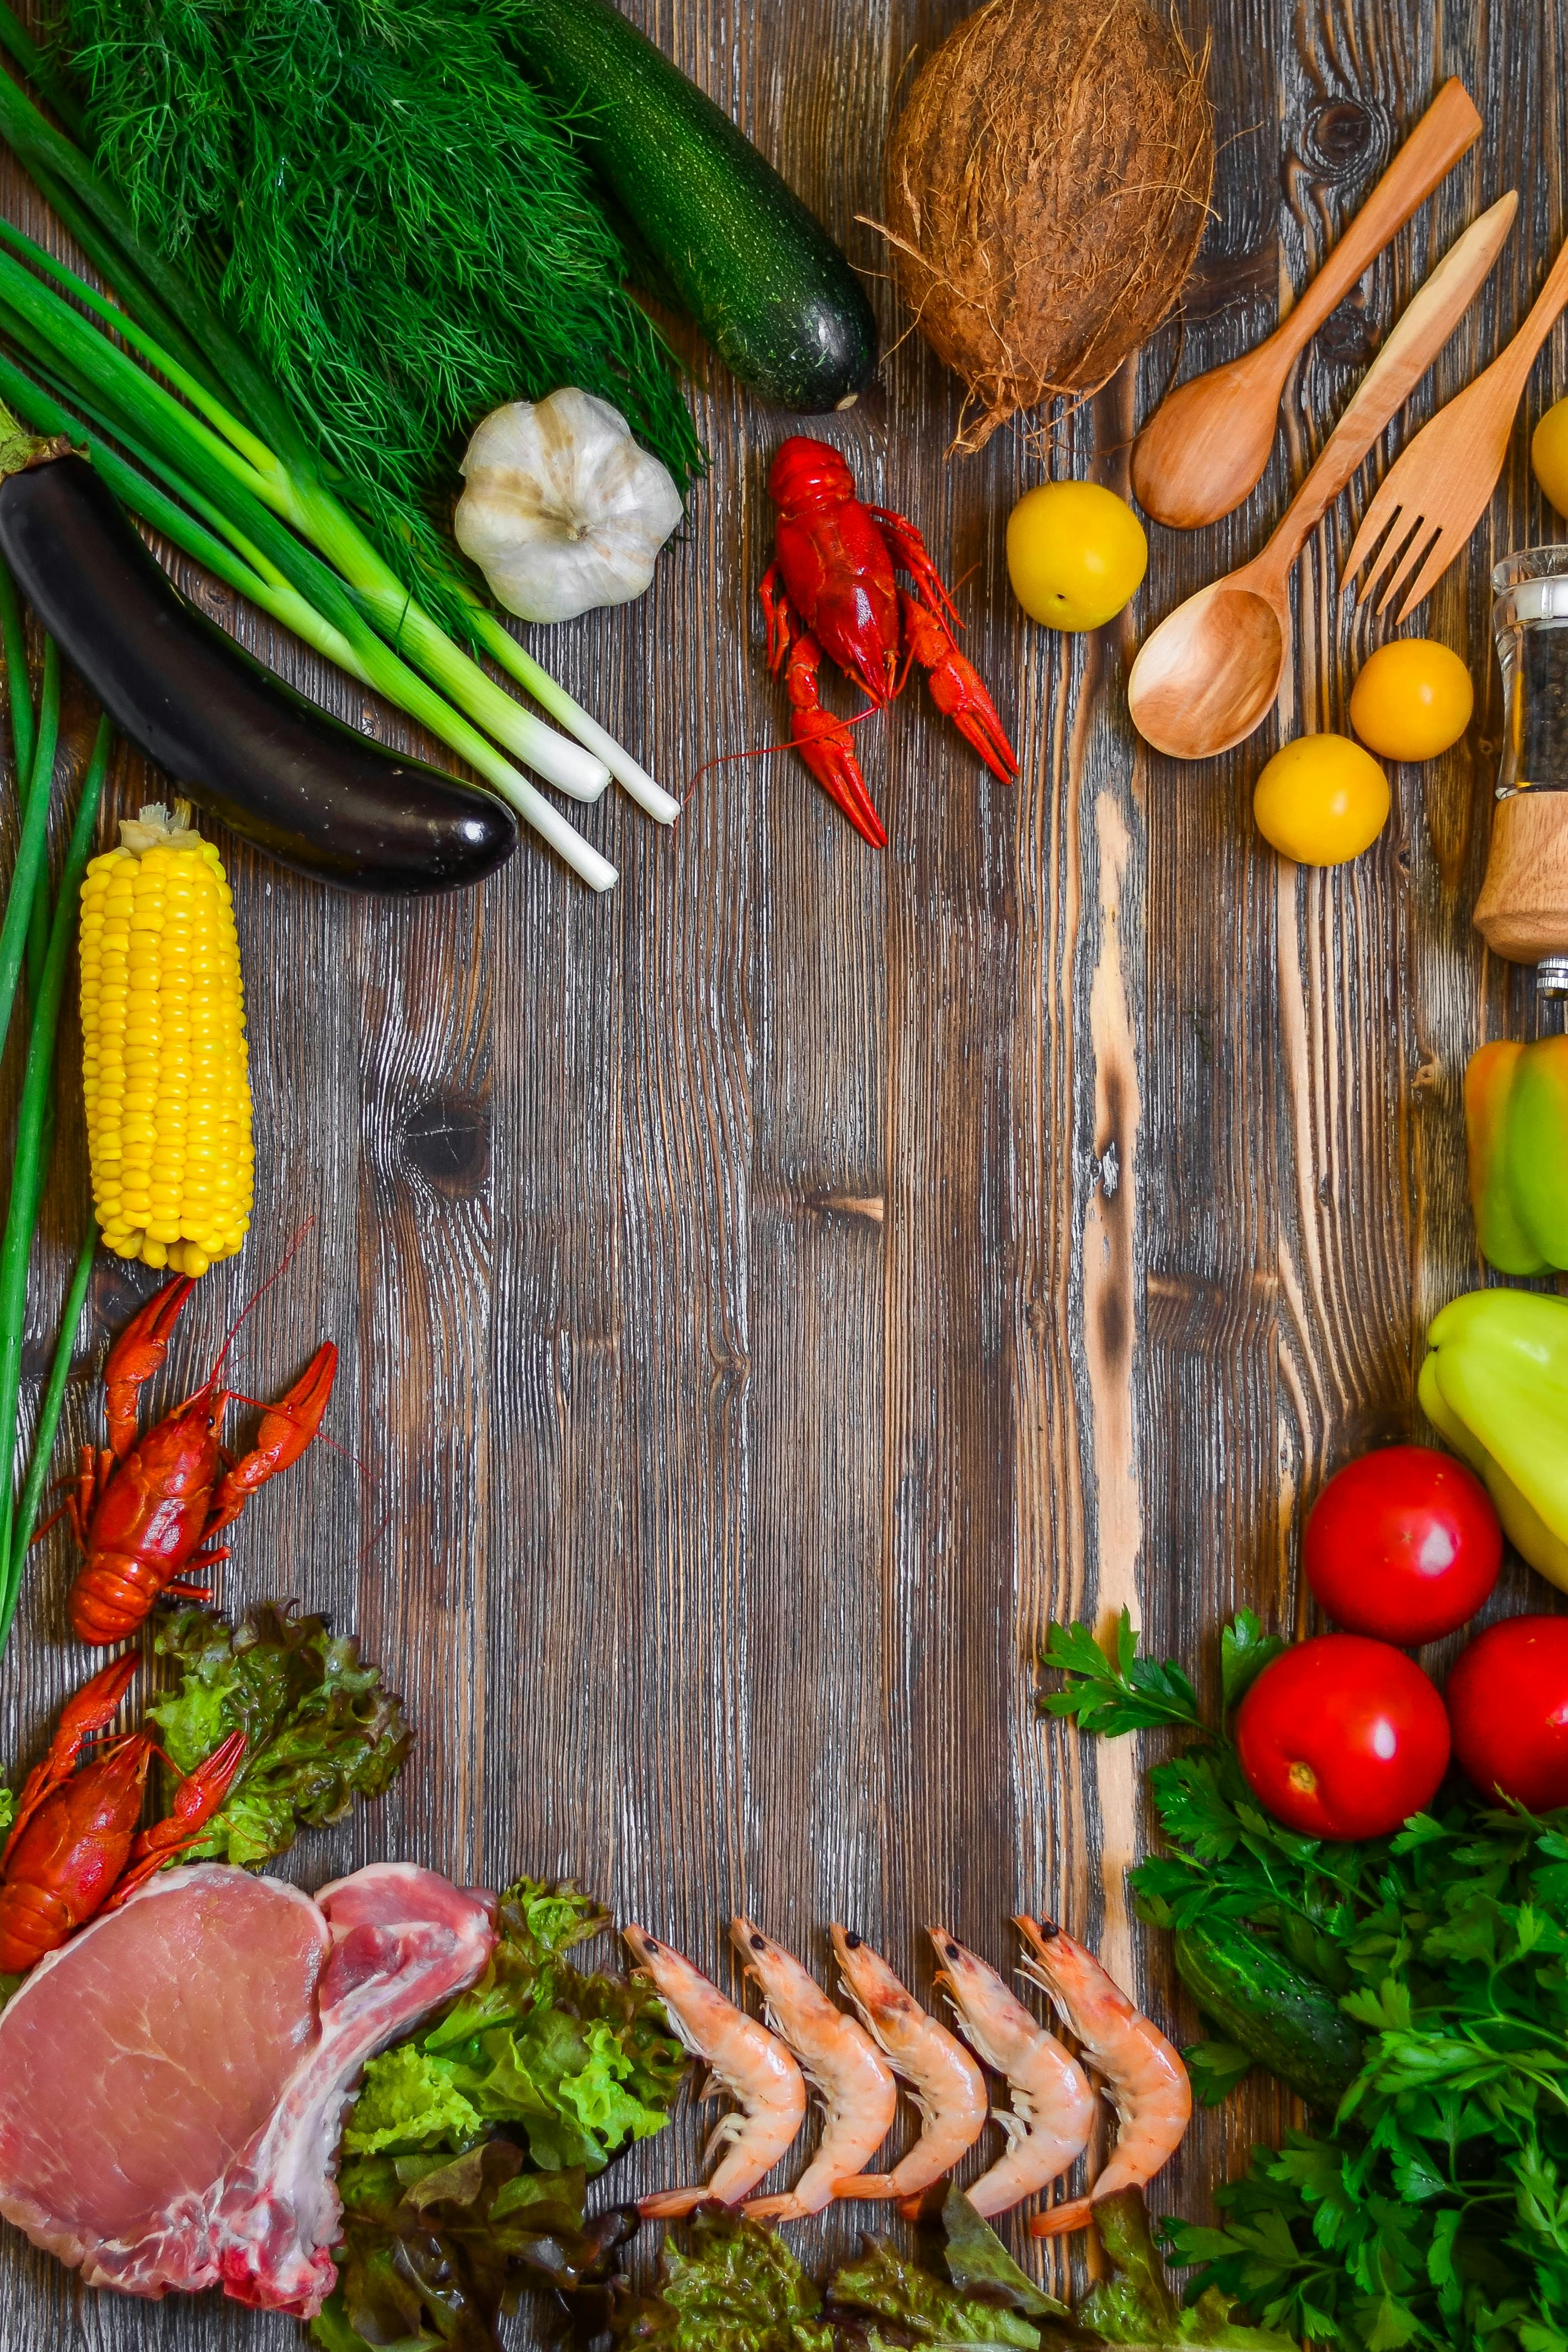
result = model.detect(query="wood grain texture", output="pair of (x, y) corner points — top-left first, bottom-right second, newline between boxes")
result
(0, 0), (1565, 2343)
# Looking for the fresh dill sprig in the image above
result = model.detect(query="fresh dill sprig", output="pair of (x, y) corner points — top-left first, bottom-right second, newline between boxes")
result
(57, 0), (705, 624)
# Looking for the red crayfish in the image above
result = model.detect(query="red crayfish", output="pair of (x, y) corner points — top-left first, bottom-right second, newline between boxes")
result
(760, 437), (1019, 846)
(58, 1274), (337, 1646)
(0, 1653), (245, 1974)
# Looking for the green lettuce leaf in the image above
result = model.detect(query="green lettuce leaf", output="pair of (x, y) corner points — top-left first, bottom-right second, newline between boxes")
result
(828, 2238), (1041, 2346)
(317, 1880), (683, 2352)
(341, 2043), (486, 2155)
(346, 1876), (686, 2176)
(939, 2187), (1072, 2322)
(150, 1603), (410, 1867)
(1083, 2191), (1295, 2348)
(608, 2210), (835, 2350)
(317, 2139), (635, 2351)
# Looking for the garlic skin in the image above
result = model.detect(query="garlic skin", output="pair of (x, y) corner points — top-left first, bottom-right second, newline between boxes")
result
(454, 387), (683, 624)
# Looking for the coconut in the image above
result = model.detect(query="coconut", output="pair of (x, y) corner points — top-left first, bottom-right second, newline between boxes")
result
(881, 0), (1214, 449)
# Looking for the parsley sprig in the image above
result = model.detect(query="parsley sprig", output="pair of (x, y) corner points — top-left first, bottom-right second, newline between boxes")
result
(1042, 1611), (1568, 2352)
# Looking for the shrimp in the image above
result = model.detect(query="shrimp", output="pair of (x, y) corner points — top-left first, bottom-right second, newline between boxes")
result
(932, 1927), (1095, 2219)
(732, 1917), (898, 2220)
(1015, 1916), (1192, 2236)
(830, 1925), (989, 2201)
(622, 1925), (807, 2217)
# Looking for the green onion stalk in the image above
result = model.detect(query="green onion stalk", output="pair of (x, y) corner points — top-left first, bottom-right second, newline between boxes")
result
(0, 1220), (95, 1653)
(0, 626), (110, 1656)
(0, 236), (618, 891)
(0, 63), (679, 879)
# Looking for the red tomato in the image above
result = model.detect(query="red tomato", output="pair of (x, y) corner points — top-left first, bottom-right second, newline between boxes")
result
(1446, 1616), (1568, 1810)
(1234, 1635), (1451, 1840)
(1304, 1445), (1501, 1643)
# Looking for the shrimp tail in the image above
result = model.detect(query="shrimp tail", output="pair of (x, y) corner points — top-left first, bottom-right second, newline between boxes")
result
(835, 2173), (897, 2199)
(640, 2186), (722, 2220)
(897, 2182), (948, 2224)
(1029, 2194), (1097, 2237)
(743, 2190), (812, 2220)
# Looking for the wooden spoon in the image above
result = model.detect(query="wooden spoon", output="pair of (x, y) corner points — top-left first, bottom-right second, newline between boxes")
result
(1131, 78), (1482, 530)
(1126, 193), (1517, 762)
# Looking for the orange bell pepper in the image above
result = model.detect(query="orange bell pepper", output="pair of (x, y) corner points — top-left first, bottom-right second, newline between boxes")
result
(1464, 1035), (1568, 1274)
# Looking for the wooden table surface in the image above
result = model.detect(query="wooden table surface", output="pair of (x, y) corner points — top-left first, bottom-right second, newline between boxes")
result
(1, 0), (1564, 2342)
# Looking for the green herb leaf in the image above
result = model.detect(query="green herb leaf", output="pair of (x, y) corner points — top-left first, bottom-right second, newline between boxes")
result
(1184, 2041), (1256, 2108)
(1219, 1614), (1287, 1713)
(1039, 1612), (1203, 1735)
(1073, 1613), (1568, 2352)
(151, 1603), (410, 1867)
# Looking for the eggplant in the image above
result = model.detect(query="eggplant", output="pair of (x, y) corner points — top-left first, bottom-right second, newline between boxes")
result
(0, 452), (515, 893)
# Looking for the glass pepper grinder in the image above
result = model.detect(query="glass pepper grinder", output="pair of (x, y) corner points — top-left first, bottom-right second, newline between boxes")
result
(1475, 547), (1568, 996)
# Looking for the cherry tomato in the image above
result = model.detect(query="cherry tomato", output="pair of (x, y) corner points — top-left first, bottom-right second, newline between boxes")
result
(1253, 734), (1391, 866)
(1348, 640), (1474, 762)
(1446, 1616), (1568, 1810)
(1304, 1445), (1502, 1643)
(1532, 395), (1568, 519)
(1234, 1635), (1451, 1840)
(1006, 482), (1147, 632)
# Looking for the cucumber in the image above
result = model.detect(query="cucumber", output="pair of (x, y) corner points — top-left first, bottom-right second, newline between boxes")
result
(507, 0), (879, 413)
(1174, 1920), (1362, 2110)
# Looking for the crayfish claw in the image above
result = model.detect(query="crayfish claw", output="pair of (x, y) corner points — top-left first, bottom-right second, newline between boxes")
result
(781, 626), (887, 849)
(8, 1653), (140, 1843)
(104, 1275), (196, 1458)
(900, 592), (1019, 784)
(207, 1341), (338, 1533)
(105, 1730), (247, 1908)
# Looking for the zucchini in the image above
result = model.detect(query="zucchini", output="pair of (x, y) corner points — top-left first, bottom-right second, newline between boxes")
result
(508, 0), (879, 413)
(1174, 1919), (1362, 2111)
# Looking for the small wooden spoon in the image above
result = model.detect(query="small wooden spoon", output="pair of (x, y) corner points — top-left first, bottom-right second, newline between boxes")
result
(1127, 193), (1517, 761)
(1131, 78), (1482, 530)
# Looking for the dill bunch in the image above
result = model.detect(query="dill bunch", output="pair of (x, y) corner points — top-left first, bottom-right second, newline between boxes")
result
(56, 0), (704, 622)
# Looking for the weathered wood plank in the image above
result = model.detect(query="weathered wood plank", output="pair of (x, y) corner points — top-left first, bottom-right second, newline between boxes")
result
(1, 0), (1565, 2343)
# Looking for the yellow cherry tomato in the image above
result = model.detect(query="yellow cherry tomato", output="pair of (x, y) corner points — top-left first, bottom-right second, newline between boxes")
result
(1348, 639), (1473, 762)
(1253, 734), (1391, 867)
(1006, 481), (1147, 632)
(1533, 395), (1568, 517)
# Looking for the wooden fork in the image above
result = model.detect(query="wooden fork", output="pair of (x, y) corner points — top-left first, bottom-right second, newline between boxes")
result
(1346, 230), (1568, 621)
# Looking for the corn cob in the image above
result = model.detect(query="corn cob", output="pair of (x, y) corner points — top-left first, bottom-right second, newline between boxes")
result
(78, 801), (251, 1276)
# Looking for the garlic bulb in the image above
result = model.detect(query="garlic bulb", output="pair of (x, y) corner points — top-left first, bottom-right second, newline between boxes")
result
(454, 387), (683, 624)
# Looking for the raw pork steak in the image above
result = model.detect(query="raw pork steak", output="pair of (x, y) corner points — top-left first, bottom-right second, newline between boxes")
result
(0, 1859), (493, 2314)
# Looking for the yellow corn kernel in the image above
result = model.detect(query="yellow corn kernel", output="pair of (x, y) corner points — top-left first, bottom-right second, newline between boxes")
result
(79, 801), (252, 1277)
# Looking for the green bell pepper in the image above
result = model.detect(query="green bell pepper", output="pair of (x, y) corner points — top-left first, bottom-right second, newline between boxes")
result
(1465, 1036), (1568, 1274)
(1420, 1289), (1568, 1594)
